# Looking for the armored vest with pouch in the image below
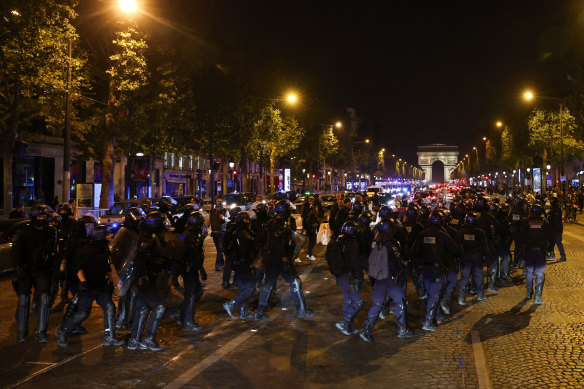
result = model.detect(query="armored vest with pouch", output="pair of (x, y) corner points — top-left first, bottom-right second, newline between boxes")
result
(525, 218), (545, 249)
(461, 227), (482, 253)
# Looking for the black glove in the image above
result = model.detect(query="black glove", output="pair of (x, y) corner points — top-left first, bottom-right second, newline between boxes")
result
(79, 281), (89, 291)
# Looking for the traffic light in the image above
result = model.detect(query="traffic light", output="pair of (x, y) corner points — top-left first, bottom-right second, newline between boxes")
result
(232, 170), (238, 176)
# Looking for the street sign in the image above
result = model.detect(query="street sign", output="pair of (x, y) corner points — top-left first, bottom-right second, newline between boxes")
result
(560, 176), (566, 182)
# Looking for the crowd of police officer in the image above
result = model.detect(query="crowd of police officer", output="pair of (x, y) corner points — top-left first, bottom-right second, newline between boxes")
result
(11, 195), (314, 350)
(10, 189), (562, 349)
(327, 191), (559, 343)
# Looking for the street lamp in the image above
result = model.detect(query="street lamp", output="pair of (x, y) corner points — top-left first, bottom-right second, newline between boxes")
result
(496, 121), (503, 128)
(335, 121), (342, 128)
(286, 93), (297, 104)
(120, 0), (138, 13)
(524, 89), (567, 197)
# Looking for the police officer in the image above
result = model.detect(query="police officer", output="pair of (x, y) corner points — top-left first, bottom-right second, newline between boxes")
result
(56, 225), (124, 347)
(458, 212), (489, 305)
(254, 200), (314, 319)
(520, 203), (554, 304)
(474, 198), (504, 293)
(53, 202), (84, 311)
(12, 205), (58, 342)
(509, 197), (527, 268)
(495, 202), (513, 281)
(401, 206), (426, 299)
(112, 207), (145, 329)
(127, 211), (172, 351)
(223, 211), (257, 319)
(413, 211), (460, 332)
(171, 211), (205, 331)
(361, 220), (413, 342)
(222, 206), (241, 289)
(334, 221), (364, 336)
(251, 203), (270, 290)
(438, 210), (463, 318)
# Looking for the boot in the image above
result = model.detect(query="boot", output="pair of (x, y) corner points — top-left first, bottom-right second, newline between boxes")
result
(557, 255), (566, 263)
(440, 291), (452, 315)
(486, 268), (499, 293)
(128, 305), (149, 349)
(476, 289), (487, 301)
(346, 301), (363, 335)
(254, 283), (274, 320)
(458, 290), (466, 306)
(56, 328), (69, 348)
(183, 295), (202, 330)
(139, 336), (163, 351)
(526, 282), (533, 300)
(418, 283), (428, 300)
(291, 278), (314, 319)
(140, 304), (165, 351)
(103, 303), (124, 347)
(116, 294), (128, 329)
(421, 306), (436, 332)
(396, 304), (414, 338)
(170, 309), (184, 327)
(435, 308), (444, 325)
(335, 317), (351, 336)
(239, 304), (253, 320)
(534, 275), (544, 305)
(17, 294), (30, 343)
(35, 293), (50, 343)
(359, 318), (376, 343)
(223, 299), (237, 318)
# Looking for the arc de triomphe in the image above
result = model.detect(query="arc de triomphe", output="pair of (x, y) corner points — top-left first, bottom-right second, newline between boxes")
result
(417, 144), (459, 183)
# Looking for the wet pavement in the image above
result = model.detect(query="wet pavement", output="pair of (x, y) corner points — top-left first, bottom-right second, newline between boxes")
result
(1, 224), (584, 388)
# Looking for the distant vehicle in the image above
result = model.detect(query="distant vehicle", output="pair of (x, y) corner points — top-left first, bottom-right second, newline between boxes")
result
(97, 199), (142, 229)
(222, 192), (255, 211)
(320, 194), (336, 209)
(0, 219), (29, 274)
(366, 186), (384, 196)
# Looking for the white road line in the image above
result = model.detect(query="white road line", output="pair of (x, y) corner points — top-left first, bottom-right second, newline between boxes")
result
(470, 331), (493, 389)
(163, 270), (323, 389)
(6, 343), (104, 389)
(564, 231), (584, 243)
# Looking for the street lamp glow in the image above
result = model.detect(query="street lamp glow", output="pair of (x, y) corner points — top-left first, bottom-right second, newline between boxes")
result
(365, 138), (370, 143)
(472, 146), (477, 150)
(381, 148), (385, 152)
(286, 93), (297, 104)
(335, 121), (342, 128)
(120, 0), (138, 13)
(523, 90), (534, 101)
(496, 121), (503, 128)
(11, 10), (20, 16)
(482, 137), (487, 141)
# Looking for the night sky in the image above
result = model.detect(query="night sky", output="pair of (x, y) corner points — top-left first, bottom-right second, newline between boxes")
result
(82, 0), (584, 163)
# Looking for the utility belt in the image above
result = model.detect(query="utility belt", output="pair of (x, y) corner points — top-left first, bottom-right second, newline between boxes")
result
(525, 247), (544, 251)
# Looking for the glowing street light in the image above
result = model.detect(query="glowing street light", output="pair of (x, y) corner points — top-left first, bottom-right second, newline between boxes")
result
(523, 90), (534, 101)
(286, 93), (297, 104)
(335, 121), (342, 128)
(496, 121), (503, 128)
(120, 0), (138, 13)
(365, 138), (370, 143)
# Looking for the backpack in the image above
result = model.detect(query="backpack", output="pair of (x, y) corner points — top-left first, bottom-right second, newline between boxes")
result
(325, 238), (347, 276)
(367, 242), (389, 280)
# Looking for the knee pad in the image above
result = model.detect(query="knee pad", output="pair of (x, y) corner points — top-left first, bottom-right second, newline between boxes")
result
(152, 304), (166, 320)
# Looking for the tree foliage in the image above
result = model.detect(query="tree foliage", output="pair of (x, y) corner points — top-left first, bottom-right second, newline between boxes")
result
(527, 108), (583, 164)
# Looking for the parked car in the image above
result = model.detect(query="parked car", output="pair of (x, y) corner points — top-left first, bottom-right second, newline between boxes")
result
(0, 219), (29, 274)
(97, 199), (143, 229)
(222, 192), (255, 211)
(320, 194), (336, 209)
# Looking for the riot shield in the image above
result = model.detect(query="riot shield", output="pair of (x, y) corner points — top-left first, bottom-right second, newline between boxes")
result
(291, 231), (308, 260)
(109, 227), (139, 271)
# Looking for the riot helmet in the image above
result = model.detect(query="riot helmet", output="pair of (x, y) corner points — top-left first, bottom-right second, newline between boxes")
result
(464, 212), (480, 226)
(234, 211), (251, 225)
(143, 211), (166, 233)
(358, 210), (374, 225)
(187, 211), (205, 230)
(48, 212), (62, 228)
(274, 200), (291, 218)
(124, 207), (146, 229)
(428, 211), (443, 226)
(88, 224), (109, 242)
(379, 205), (392, 220)
(254, 203), (269, 219)
(30, 205), (51, 226)
(56, 202), (73, 218)
(341, 220), (359, 237)
(352, 201), (364, 214)
(529, 203), (545, 218)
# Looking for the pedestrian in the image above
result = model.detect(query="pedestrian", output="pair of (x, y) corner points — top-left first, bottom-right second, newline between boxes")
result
(9, 203), (25, 219)
(547, 195), (566, 262)
(69, 198), (77, 219)
(301, 204), (320, 262)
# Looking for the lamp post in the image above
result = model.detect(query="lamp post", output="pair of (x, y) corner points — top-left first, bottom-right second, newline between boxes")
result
(524, 90), (567, 198)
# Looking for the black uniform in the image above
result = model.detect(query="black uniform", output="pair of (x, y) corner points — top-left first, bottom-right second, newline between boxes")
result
(12, 222), (58, 342)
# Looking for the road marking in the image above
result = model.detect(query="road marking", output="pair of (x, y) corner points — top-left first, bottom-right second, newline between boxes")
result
(564, 231), (584, 243)
(164, 270), (324, 389)
(470, 331), (492, 389)
(6, 343), (103, 389)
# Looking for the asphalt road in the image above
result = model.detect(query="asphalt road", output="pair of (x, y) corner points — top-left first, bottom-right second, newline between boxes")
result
(1, 223), (584, 389)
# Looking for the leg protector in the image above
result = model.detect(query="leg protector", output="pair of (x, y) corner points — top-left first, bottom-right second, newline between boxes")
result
(290, 278), (314, 319)
(17, 294), (30, 342)
(35, 293), (51, 342)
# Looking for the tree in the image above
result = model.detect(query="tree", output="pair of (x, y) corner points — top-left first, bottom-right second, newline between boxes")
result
(527, 108), (583, 166)
(0, 0), (81, 209)
(319, 126), (339, 189)
(99, 25), (149, 208)
(249, 104), (303, 193)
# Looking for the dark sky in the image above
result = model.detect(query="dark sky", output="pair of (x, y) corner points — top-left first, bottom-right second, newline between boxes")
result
(82, 0), (584, 163)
